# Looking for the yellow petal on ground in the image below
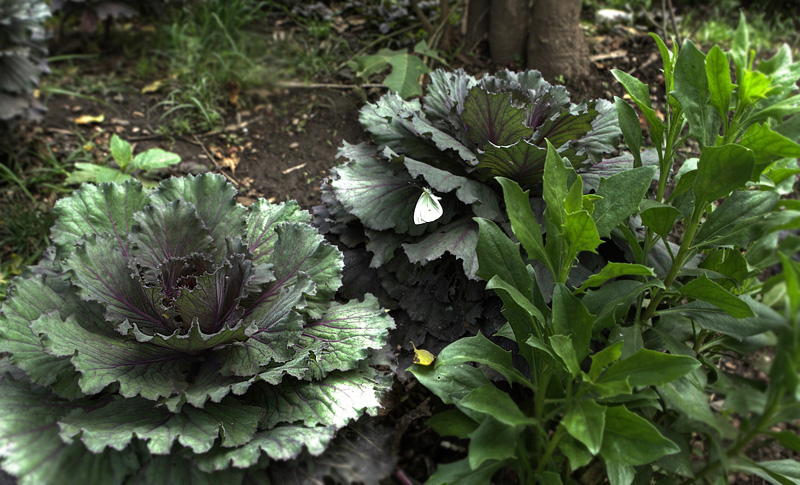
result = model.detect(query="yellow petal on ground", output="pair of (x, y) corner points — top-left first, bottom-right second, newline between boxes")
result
(75, 114), (105, 125)
(141, 80), (165, 94)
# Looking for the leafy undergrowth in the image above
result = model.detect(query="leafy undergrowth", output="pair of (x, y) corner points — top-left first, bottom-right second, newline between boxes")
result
(1, 2), (799, 484)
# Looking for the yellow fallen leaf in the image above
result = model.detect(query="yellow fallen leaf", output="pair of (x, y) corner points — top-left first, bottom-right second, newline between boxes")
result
(411, 341), (435, 366)
(75, 114), (105, 125)
(141, 80), (165, 94)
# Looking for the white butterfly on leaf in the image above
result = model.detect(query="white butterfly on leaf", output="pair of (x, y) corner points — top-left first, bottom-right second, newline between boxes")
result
(413, 187), (443, 225)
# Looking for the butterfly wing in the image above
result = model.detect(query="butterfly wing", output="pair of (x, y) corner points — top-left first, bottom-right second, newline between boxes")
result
(413, 188), (443, 225)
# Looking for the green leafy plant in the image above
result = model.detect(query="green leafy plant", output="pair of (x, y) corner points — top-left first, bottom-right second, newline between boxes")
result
(66, 134), (182, 187)
(0, 173), (394, 483)
(410, 13), (800, 484)
(0, 0), (49, 128)
(316, 68), (620, 359)
(348, 40), (446, 99)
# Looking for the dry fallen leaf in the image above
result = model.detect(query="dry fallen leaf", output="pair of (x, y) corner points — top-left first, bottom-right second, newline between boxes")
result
(75, 114), (105, 125)
(141, 80), (165, 94)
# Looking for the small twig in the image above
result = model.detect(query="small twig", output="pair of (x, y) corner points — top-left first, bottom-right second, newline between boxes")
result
(589, 49), (628, 62)
(666, 0), (683, 47)
(410, 0), (434, 33)
(188, 134), (240, 187)
(195, 116), (265, 138)
(276, 80), (387, 90)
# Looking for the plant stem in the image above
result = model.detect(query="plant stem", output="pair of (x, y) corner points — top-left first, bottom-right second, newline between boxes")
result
(535, 425), (565, 476)
(639, 205), (703, 324)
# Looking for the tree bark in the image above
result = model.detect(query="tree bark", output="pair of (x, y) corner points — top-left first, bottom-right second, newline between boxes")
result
(465, 0), (490, 50)
(488, 0), (528, 66)
(526, 0), (589, 82)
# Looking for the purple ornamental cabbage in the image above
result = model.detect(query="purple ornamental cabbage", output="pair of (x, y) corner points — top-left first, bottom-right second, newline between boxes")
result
(314, 69), (620, 363)
(0, 174), (394, 483)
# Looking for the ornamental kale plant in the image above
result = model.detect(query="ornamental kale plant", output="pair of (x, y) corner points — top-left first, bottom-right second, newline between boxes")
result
(411, 14), (800, 484)
(0, 174), (394, 484)
(0, 0), (49, 128)
(316, 69), (621, 359)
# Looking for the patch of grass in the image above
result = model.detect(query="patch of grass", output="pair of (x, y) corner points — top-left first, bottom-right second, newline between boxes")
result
(682, 6), (799, 53)
(143, 0), (274, 134)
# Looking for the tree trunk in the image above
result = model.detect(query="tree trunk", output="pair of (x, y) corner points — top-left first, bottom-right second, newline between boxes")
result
(464, 0), (490, 50)
(488, 0), (528, 66)
(526, 0), (589, 82)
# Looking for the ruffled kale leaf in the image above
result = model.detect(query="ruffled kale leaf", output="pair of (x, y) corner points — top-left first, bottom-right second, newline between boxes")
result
(0, 174), (394, 483)
(315, 68), (620, 363)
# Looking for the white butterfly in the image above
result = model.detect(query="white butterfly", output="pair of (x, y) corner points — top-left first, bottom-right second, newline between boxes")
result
(413, 187), (443, 225)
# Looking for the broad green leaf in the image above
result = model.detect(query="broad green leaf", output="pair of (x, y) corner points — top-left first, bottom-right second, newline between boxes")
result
(563, 400), (606, 455)
(679, 274), (755, 318)
(427, 458), (503, 485)
(192, 423), (334, 470)
(550, 334), (581, 377)
(459, 384), (537, 426)
(576, 263), (656, 294)
(615, 97), (643, 168)
(110, 133), (133, 168)
(244, 199), (312, 263)
(129, 199), (215, 270)
(155, 173), (250, 248)
(598, 348), (700, 387)
(606, 460), (635, 485)
(402, 218), (482, 279)
(730, 11), (749, 81)
(409, 362), (490, 406)
(64, 235), (167, 330)
(31, 313), (192, 400)
(560, 435), (594, 470)
(428, 409), (479, 439)
(385, 53), (430, 99)
(639, 199), (682, 238)
(478, 140), (547, 188)
(589, 341), (624, 382)
(563, 209), (602, 255)
(663, 296), (785, 339)
(496, 177), (550, 271)
(543, 140), (572, 228)
(658, 376), (720, 433)
(299, 295), (395, 375)
(693, 144), (755, 205)
(739, 123), (800, 174)
(137, 453), (246, 484)
(552, 284), (593, 361)
(739, 69), (776, 109)
(437, 332), (534, 390)
(699, 248), (751, 290)
(0, 377), (140, 485)
(269, 223), (343, 318)
(673, 40), (718, 147)
(693, 190), (779, 248)
(600, 405), (680, 466)
(649, 33), (674, 93)
(592, 165), (657, 238)
(475, 218), (533, 299)
(612, 69), (665, 149)
(59, 397), (262, 454)
(468, 416), (520, 470)
(766, 431), (800, 453)
(51, 179), (150, 251)
(780, 253), (799, 318)
(132, 148), (181, 171)
(486, 275), (542, 345)
(65, 163), (131, 185)
(0, 275), (85, 397)
(705, 45), (734, 120)
(351, 47), (400, 80)
(256, 369), (386, 429)
(734, 459), (800, 485)
(463, 88), (533, 148)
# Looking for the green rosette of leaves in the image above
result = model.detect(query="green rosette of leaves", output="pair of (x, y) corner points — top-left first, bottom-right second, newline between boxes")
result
(0, 173), (394, 484)
(316, 69), (622, 357)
